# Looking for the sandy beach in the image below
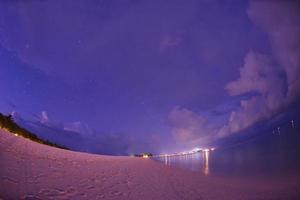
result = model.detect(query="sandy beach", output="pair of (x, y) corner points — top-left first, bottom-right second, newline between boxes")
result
(1, 129), (300, 200)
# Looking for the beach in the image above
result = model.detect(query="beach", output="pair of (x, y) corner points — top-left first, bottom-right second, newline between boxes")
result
(1, 129), (300, 200)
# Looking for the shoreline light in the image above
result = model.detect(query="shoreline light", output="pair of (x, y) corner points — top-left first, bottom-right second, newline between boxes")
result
(157, 147), (216, 157)
(143, 154), (149, 158)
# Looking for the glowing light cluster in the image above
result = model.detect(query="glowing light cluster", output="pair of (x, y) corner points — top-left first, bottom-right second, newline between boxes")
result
(156, 147), (216, 157)
(142, 154), (149, 158)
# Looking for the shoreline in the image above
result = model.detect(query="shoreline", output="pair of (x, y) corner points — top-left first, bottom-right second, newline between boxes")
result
(1, 129), (300, 200)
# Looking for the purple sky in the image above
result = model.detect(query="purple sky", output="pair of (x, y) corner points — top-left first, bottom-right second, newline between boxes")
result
(0, 0), (299, 155)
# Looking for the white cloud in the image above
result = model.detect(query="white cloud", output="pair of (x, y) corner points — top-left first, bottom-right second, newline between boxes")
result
(40, 111), (49, 123)
(168, 106), (216, 147)
(168, 1), (300, 144)
(64, 121), (95, 137)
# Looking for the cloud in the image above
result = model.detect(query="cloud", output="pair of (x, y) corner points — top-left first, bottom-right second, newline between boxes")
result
(38, 111), (96, 137)
(218, 0), (300, 137)
(226, 52), (284, 99)
(63, 121), (95, 137)
(223, 51), (286, 134)
(14, 110), (158, 155)
(10, 111), (20, 120)
(168, 106), (215, 147)
(248, 1), (300, 103)
(168, 0), (300, 145)
(40, 111), (49, 123)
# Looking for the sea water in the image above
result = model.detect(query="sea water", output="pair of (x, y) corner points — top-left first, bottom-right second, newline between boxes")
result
(155, 119), (300, 178)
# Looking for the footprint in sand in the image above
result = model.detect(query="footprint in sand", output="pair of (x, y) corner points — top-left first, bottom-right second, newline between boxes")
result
(1, 176), (18, 184)
(111, 190), (122, 196)
(22, 194), (42, 200)
(86, 185), (95, 190)
(96, 194), (105, 199)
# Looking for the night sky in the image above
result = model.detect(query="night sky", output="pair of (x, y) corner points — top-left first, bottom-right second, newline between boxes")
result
(0, 1), (299, 155)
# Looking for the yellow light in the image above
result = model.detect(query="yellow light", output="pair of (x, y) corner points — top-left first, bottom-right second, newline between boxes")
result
(203, 151), (210, 175)
(143, 154), (149, 158)
(14, 133), (18, 137)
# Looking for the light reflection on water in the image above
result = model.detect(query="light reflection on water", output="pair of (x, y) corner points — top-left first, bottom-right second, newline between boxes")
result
(203, 151), (209, 175)
(157, 152), (211, 175)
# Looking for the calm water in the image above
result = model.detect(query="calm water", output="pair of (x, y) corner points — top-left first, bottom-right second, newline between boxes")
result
(155, 121), (300, 177)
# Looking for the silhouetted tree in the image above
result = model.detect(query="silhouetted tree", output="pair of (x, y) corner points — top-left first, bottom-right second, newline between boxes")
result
(0, 112), (69, 150)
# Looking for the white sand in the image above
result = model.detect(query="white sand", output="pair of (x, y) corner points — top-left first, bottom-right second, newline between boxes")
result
(1, 129), (300, 200)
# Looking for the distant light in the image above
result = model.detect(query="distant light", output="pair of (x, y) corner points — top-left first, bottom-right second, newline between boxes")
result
(14, 133), (18, 137)
(210, 148), (215, 151)
(204, 149), (210, 152)
(143, 154), (149, 158)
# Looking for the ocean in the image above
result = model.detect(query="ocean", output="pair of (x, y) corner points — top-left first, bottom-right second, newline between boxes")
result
(155, 119), (300, 178)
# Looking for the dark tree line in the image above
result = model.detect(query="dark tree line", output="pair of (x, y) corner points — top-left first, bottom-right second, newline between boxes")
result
(0, 112), (69, 150)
